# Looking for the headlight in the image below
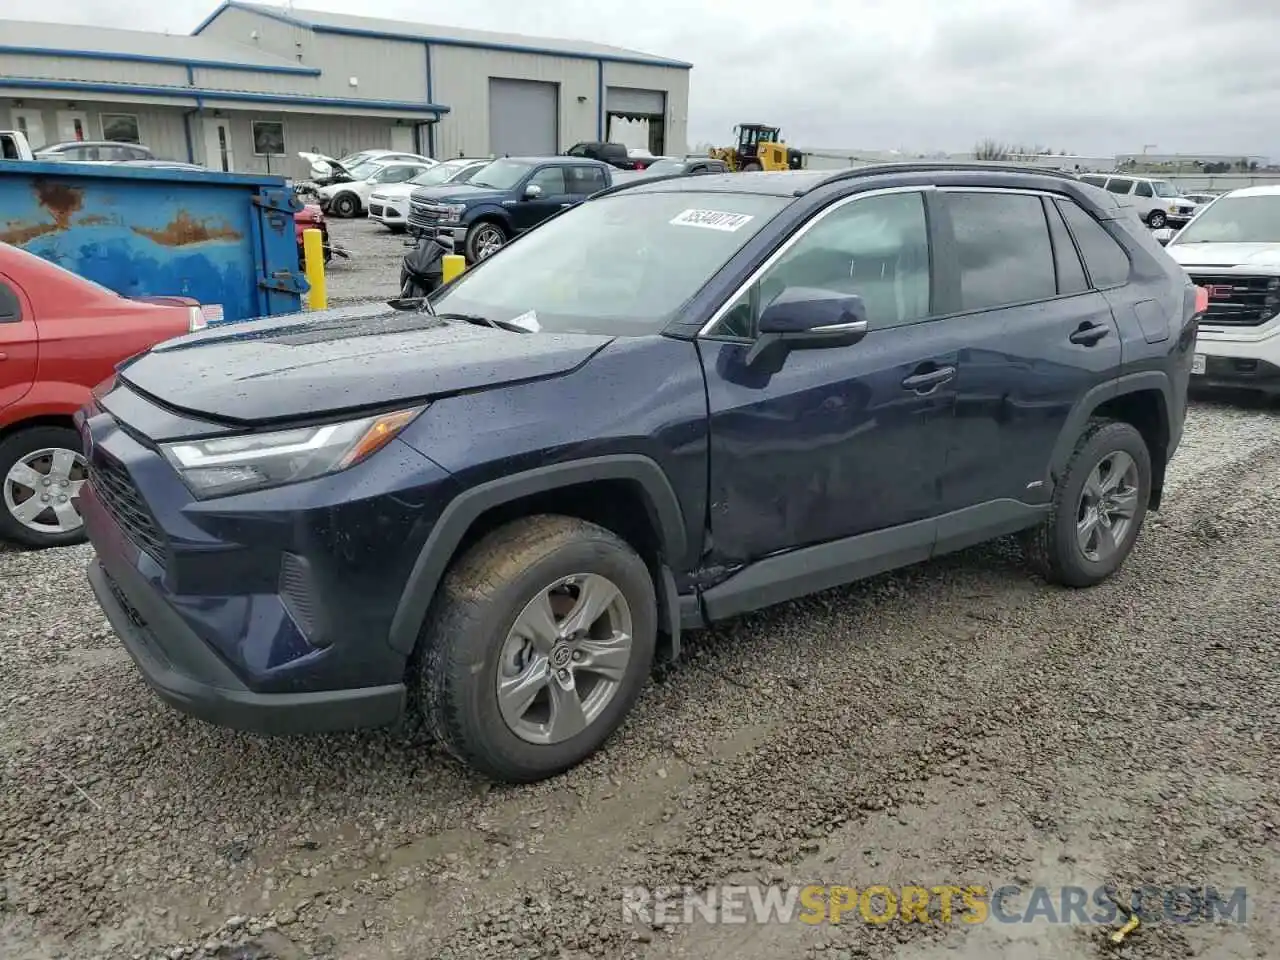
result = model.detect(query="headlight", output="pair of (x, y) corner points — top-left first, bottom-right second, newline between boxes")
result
(439, 203), (467, 222)
(161, 406), (424, 499)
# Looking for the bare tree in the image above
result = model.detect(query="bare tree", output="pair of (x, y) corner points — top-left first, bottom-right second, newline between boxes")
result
(974, 139), (1010, 161)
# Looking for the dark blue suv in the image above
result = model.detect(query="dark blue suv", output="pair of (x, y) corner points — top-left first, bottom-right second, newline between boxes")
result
(78, 164), (1202, 783)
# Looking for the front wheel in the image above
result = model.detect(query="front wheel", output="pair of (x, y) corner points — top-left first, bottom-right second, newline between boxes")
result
(1022, 419), (1152, 587)
(413, 515), (657, 783)
(741, 160), (763, 172)
(1147, 210), (1167, 229)
(0, 426), (90, 549)
(464, 221), (507, 262)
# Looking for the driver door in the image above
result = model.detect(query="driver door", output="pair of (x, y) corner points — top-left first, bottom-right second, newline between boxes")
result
(697, 189), (958, 563)
(511, 166), (573, 232)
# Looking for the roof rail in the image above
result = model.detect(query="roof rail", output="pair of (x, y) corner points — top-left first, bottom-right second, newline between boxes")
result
(806, 161), (1083, 194)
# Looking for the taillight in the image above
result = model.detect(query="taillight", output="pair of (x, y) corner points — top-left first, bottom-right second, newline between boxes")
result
(189, 305), (208, 332)
(1194, 285), (1209, 316)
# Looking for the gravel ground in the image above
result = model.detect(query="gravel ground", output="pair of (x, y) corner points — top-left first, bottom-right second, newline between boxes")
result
(2, 217), (1278, 959)
(324, 216), (412, 306)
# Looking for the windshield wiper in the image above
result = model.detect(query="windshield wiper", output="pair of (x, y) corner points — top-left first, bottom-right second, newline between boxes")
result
(436, 312), (531, 333)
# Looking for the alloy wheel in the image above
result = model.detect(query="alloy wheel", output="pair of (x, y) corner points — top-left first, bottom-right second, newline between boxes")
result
(1076, 450), (1141, 563)
(496, 573), (634, 745)
(473, 225), (505, 259)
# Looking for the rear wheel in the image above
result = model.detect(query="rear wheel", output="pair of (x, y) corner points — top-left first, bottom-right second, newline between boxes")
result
(0, 426), (89, 549)
(1022, 419), (1151, 587)
(331, 192), (360, 218)
(413, 515), (657, 783)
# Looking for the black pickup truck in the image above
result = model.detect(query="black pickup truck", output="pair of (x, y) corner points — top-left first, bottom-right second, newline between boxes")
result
(564, 141), (645, 170)
(407, 156), (613, 262)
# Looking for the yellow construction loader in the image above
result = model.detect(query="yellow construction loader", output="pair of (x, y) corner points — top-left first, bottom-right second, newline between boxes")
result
(710, 123), (806, 172)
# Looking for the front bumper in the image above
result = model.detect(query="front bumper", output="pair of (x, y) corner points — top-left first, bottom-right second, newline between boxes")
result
(1192, 325), (1280, 394)
(369, 199), (408, 224)
(88, 557), (405, 734)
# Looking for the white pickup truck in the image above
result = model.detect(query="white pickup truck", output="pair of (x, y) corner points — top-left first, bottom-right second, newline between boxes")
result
(0, 130), (35, 161)
(1164, 185), (1280, 398)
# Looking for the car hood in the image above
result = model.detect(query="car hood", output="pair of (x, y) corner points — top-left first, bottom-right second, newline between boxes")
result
(369, 181), (418, 200)
(410, 183), (507, 204)
(298, 151), (351, 180)
(1165, 242), (1280, 269)
(116, 302), (614, 424)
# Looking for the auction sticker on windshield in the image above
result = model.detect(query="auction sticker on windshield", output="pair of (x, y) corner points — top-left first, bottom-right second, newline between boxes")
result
(670, 209), (755, 232)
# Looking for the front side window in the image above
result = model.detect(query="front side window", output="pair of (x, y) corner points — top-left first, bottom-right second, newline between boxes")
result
(566, 143), (589, 157)
(1134, 181), (1154, 198)
(527, 167), (566, 194)
(1056, 199), (1131, 287)
(433, 191), (789, 336)
(1151, 180), (1180, 198)
(1170, 194), (1280, 245)
(948, 191), (1056, 311)
(712, 191), (931, 339)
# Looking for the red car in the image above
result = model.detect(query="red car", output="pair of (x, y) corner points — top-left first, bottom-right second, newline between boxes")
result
(0, 242), (206, 548)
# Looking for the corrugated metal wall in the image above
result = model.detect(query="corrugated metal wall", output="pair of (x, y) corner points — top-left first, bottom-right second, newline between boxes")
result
(189, 112), (399, 178)
(1, 53), (186, 86)
(430, 45), (597, 159)
(0, 101), (190, 159)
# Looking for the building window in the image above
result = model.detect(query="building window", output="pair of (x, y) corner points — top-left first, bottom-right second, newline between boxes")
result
(252, 121), (286, 156)
(101, 114), (141, 144)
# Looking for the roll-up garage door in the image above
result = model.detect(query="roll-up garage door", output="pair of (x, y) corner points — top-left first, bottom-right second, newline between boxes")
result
(605, 87), (666, 116)
(488, 78), (559, 157)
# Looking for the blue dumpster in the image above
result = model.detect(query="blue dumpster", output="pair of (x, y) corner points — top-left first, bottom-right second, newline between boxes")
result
(0, 161), (307, 323)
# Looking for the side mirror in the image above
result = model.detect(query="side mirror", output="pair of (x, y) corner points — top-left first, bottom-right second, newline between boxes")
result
(748, 288), (869, 365)
(524, 183), (544, 199)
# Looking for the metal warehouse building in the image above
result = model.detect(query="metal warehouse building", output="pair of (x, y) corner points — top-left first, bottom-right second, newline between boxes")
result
(0, 1), (692, 179)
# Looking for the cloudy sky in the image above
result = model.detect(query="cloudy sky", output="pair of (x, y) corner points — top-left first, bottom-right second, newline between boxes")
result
(9, 0), (1279, 158)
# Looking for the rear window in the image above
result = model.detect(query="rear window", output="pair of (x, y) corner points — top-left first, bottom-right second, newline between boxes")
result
(1056, 199), (1131, 288)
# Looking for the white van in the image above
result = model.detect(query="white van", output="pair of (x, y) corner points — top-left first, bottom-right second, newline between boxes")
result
(1077, 174), (1196, 229)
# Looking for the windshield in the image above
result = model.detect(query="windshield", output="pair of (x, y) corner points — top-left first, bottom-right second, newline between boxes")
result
(346, 159), (383, 179)
(431, 191), (789, 335)
(1151, 181), (1180, 198)
(1171, 194), (1280, 244)
(409, 162), (471, 186)
(338, 151), (376, 167)
(468, 159), (534, 190)
(642, 159), (688, 176)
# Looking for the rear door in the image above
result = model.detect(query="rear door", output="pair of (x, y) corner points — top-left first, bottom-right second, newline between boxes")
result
(936, 189), (1122, 513)
(0, 275), (38, 414)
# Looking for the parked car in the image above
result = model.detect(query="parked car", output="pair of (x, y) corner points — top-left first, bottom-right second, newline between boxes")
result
(0, 242), (207, 548)
(294, 151), (434, 203)
(564, 141), (646, 170)
(406, 156), (612, 262)
(1077, 174), (1196, 229)
(369, 158), (490, 232)
(618, 156), (731, 182)
(1163, 185), (1280, 397)
(1183, 192), (1220, 206)
(316, 160), (435, 218)
(78, 162), (1199, 783)
(34, 141), (156, 163)
(0, 130), (35, 161)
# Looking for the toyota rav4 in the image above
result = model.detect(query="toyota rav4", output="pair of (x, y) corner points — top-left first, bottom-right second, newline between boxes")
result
(78, 164), (1201, 783)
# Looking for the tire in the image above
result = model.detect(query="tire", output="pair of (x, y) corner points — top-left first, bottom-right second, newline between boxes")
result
(413, 515), (658, 783)
(742, 160), (763, 172)
(1147, 210), (1167, 229)
(1022, 418), (1152, 588)
(463, 221), (507, 263)
(331, 192), (360, 218)
(0, 425), (89, 549)
(388, 224), (406, 234)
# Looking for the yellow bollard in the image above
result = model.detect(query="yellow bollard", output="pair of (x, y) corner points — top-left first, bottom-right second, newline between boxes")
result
(441, 253), (466, 285)
(302, 228), (327, 310)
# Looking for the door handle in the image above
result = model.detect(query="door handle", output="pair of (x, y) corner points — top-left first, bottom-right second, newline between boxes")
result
(902, 365), (956, 393)
(1069, 322), (1110, 346)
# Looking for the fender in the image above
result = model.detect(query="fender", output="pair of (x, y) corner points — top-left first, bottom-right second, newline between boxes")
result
(1049, 371), (1173, 479)
(461, 205), (512, 231)
(387, 454), (689, 655)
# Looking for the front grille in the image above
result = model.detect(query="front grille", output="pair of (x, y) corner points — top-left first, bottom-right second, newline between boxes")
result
(1186, 274), (1280, 328)
(90, 453), (166, 566)
(408, 201), (450, 231)
(1176, 205), (1194, 216)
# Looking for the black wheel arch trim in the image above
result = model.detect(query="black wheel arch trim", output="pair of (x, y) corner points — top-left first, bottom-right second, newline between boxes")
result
(388, 455), (689, 655)
(1049, 371), (1174, 481)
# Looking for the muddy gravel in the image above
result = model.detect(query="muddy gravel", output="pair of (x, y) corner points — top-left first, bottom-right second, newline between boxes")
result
(3, 218), (1279, 960)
